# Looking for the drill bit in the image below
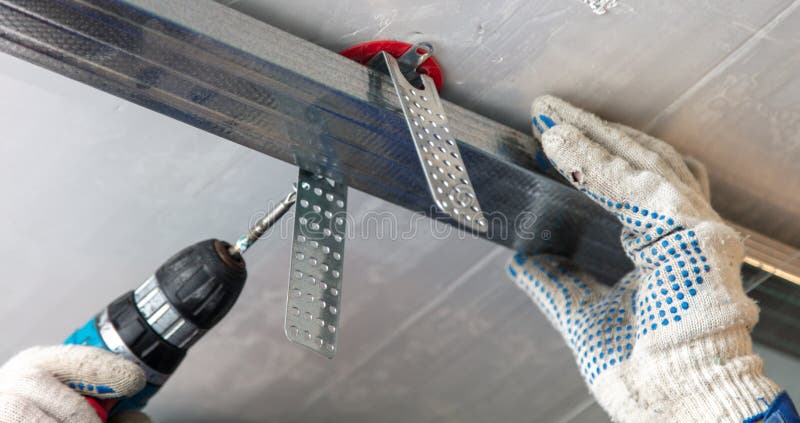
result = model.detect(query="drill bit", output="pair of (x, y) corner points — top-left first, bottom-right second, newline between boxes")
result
(230, 188), (297, 255)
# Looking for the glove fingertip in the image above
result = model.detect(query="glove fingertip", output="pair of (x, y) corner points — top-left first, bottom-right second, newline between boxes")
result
(531, 95), (566, 137)
(531, 94), (568, 118)
(540, 125), (585, 174)
(82, 349), (146, 398)
(40, 345), (146, 399)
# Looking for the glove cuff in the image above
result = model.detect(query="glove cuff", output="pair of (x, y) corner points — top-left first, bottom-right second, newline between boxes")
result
(594, 325), (782, 422)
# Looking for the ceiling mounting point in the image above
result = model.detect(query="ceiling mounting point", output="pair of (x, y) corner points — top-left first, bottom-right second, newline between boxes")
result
(340, 40), (444, 90)
(342, 40), (488, 233)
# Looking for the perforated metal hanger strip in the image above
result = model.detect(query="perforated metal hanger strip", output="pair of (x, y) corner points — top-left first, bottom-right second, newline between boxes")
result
(285, 170), (347, 358)
(382, 54), (487, 232)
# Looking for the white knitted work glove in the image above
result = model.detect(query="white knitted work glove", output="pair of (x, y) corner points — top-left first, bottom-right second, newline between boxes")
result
(507, 95), (782, 422)
(0, 345), (147, 423)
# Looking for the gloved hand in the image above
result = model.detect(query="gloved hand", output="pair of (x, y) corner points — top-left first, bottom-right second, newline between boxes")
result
(507, 96), (784, 422)
(0, 345), (148, 423)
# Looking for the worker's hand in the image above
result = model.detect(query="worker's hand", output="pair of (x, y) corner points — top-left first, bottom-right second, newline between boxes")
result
(508, 96), (783, 422)
(0, 345), (147, 423)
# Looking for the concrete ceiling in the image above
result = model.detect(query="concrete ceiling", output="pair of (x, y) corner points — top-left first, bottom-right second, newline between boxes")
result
(0, 1), (798, 422)
(3, 46), (798, 422)
(217, 0), (800, 248)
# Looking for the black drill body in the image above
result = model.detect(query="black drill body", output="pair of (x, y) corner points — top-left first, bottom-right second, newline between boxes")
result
(66, 239), (248, 412)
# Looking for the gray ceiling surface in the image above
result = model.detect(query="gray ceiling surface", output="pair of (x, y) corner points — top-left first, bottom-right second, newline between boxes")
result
(218, 0), (800, 247)
(1, 1), (798, 422)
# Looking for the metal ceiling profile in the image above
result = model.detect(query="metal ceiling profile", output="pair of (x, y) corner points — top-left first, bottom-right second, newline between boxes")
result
(0, 0), (797, 292)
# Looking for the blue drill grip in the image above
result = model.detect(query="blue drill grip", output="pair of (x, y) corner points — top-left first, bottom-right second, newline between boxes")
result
(64, 318), (108, 350)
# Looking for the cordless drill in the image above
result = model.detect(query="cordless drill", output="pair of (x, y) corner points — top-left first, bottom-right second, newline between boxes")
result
(63, 190), (296, 418)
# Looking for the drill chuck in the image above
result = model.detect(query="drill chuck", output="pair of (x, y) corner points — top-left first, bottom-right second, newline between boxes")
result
(141, 239), (246, 349)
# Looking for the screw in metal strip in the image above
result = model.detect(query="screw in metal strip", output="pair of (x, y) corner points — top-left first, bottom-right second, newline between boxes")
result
(379, 52), (488, 232)
(285, 169), (347, 358)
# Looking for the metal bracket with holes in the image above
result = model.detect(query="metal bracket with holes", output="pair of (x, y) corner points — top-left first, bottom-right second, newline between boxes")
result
(368, 46), (487, 232)
(285, 169), (348, 358)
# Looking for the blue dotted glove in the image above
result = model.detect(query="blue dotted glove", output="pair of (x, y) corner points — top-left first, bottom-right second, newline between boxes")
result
(508, 96), (783, 422)
(0, 345), (147, 422)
